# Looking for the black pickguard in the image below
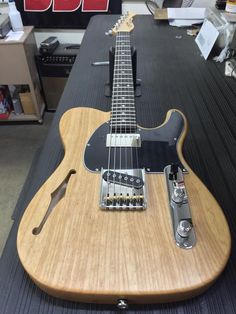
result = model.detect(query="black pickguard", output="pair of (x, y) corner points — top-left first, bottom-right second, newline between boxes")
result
(84, 111), (186, 173)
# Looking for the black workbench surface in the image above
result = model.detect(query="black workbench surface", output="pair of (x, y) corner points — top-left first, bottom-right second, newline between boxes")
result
(1, 15), (236, 313)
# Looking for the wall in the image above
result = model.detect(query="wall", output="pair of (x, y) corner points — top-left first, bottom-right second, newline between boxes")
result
(0, 0), (149, 46)
(0, 0), (215, 46)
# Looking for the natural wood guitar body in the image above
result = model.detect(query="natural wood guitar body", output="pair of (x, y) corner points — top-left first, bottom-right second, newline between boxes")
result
(17, 107), (231, 304)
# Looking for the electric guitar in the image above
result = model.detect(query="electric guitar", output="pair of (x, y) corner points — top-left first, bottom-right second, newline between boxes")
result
(17, 13), (231, 308)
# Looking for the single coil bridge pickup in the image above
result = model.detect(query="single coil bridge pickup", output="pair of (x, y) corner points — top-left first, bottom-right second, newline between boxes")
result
(100, 168), (147, 211)
(103, 170), (144, 189)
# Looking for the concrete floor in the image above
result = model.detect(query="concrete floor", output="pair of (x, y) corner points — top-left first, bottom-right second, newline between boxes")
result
(0, 112), (54, 256)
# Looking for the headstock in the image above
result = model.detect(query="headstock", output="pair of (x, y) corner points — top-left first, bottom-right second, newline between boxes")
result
(106, 12), (136, 36)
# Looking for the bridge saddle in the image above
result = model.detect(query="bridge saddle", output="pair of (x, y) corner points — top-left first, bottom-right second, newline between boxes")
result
(100, 168), (147, 211)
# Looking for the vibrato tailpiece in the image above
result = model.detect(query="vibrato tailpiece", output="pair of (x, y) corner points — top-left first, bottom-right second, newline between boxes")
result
(164, 164), (196, 249)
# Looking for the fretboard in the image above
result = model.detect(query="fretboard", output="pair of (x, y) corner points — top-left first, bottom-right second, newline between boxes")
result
(110, 32), (136, 133)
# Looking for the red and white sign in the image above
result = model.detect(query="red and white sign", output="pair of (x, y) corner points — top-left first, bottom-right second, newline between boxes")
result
(24, 0), (110, 12)
(16, 0), (121, 29)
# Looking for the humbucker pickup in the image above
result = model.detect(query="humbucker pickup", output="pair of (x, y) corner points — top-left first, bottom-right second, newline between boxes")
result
(106, 133), (141, 147)
(103, 170), (144, 189)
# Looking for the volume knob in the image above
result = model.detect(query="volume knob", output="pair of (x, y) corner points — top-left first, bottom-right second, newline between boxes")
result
(177, 220), (192, 238)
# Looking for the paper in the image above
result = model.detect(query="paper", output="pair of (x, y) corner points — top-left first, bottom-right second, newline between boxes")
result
(191, 0), (215, 7)
(195, 19), (219, 60)
(222, 12), (236, 23)
(5, 30), (24, 41)
(167, 8), (206, 20)
(169, 19), (204, 27)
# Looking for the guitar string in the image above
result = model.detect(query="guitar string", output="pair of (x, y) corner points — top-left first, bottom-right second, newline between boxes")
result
(120, 32), (140, 204)
(107, 35), (118, 204)
(108, 33), (125, 203)
(117, 33), (122, 199)
(114, 33), (129, 202)
(127, 32), (141, 202)
(125, 32), (136, 198)
(122, 33), (129, 201)
(118, 33), (128, 201)
(122, 32), (138, 201)
(118, 33), (123, 199)
(108, 31), (140, 208)
(119, 32), (129, 201)
(112, 32), (120, 201)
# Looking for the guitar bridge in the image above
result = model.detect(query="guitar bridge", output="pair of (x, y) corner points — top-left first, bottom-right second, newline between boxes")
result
(100, 169), (147, 211)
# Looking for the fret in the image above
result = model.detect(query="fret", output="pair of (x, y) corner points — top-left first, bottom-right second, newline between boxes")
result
(112, 104), (135, 106)
(111, 120), (137, 122)
(112, 101), (135, 103)
(111, 91), (134, 97)
(112, 100), (134, 103)
(111, 124), (137, 127)
(112, 111), (135, 113)
(111, 117), (137, 119)
(112, 108), (135, 110)
(112, 96), (134, 99)
(112, 109), (136, 112)
(112, 89), (134, 91)
(113, 74), (133, 80)
(112, 110), (136, 113)
(111, 122), (137, 124)
(111, 120), (136, 122)
(112, 109), (136, 111)
(112, 84), (134, 86)
(114, 66), (132, 68)
(111, 115), (136, 118)
(111, 111), (136, 114)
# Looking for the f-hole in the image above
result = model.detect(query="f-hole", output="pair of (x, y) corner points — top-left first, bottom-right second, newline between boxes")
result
(32, 169), (76, 235)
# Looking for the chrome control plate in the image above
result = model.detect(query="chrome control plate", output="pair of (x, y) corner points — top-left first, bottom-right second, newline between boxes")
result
(164, 165), (196, 249)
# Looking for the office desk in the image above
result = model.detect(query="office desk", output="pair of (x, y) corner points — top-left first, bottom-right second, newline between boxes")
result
(0, 15), (236, 313)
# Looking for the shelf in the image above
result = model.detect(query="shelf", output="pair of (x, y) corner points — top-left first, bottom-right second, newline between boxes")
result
(0, 112), (42, 122)
(0, 26), (44, 123)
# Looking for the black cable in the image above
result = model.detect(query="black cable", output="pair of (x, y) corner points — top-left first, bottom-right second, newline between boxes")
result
(145, 0), (159, 15)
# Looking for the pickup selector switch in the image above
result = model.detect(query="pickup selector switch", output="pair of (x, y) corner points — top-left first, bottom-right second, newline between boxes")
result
(169, 163), (178, 181)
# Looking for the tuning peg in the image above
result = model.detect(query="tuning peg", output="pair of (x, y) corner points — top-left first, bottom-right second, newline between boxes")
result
(105, 30), (113, 36)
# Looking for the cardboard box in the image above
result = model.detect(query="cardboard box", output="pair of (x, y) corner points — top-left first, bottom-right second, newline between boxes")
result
(0, 85), (12, 119)
(19, 92), (35, 115)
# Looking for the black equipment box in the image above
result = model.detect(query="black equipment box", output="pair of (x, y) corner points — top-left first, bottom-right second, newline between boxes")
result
(35, 44), (79, 110)
(39, 36), (59, 55)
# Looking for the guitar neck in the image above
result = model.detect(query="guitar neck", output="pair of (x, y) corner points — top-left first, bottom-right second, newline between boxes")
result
(110, 32), (137, 133)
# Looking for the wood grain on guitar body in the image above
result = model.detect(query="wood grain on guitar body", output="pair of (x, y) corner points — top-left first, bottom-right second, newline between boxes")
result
(17, 13), (231, 308)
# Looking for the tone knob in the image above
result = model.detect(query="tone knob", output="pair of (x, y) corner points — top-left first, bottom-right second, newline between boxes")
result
(172, 187), (185, 204)
(177, 220), (192, 238)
